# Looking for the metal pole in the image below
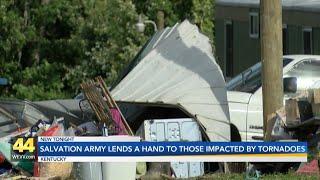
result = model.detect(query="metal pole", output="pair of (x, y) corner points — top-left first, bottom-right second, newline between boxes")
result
(145, 20), (158, 32)
(260, 0), (283, 140)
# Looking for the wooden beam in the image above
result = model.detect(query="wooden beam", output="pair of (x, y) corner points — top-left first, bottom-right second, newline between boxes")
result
(260, 0), (283, 140)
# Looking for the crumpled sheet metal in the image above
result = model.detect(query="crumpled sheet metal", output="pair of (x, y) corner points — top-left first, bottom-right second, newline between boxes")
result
(111, 20), (230, 141)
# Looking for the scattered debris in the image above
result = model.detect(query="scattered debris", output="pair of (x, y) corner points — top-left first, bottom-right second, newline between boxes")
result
(2, 19), (320, 179)
(253, 88), (320, 175)
(37, 118), (73, 179)
(80, 76), (133, 135)
(296, 159), (319, 175)
(0, 75), (139, 179)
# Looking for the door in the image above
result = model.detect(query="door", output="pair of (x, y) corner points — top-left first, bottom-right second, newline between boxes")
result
(247, 88), (263, 141)
(225, 21), (234, 77)
(303, 28), (312, 54)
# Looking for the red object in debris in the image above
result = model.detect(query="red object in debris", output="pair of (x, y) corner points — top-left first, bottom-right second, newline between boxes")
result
(0, 154), (5, 164)
(296, 159), (319, 175)
(33, 162), (39, 176)
(110, 108), (127, 135)
(41, 125), (60, 136)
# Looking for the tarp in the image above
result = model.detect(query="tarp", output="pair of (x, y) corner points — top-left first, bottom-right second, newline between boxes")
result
(34, 99), (90, 125)
(0, 100), (48, 137)
(111, 20), (230, 141)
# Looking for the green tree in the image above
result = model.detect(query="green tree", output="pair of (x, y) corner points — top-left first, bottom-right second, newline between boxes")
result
(0, 0), (145, 99)
(0, 0), (82, 99)
(133, 0), (215, 46)
(0, 0), (215, 100)
(64, 0), (146, 94)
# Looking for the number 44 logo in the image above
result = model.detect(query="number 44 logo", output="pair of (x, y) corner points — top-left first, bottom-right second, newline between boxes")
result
(12, 138), (36, 153)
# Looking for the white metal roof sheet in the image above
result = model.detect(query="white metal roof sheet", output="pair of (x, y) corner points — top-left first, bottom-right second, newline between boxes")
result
(111, 20), (230, 141)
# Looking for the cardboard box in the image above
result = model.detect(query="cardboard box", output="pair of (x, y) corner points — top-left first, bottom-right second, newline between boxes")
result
(314, 89), (320, 104)
(312, 103), (320, 116)
(285, 99), (313, 125)
(285, 99), (300, 126)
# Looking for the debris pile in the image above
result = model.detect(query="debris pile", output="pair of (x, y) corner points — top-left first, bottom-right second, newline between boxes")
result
(284, 89), (320, 126)
(0, 76), (136, 179)
(254, 88), (320, 174)
(0, 20), (230, 179)
(0, 117), (74, 178)
(268, 88), (320, 138)
(80, 76), (133, 135)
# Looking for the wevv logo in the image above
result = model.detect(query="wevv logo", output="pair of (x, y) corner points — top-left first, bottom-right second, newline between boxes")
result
(11, 137), (36, 161)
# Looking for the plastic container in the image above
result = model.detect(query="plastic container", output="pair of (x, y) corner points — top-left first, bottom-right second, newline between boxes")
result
(73, 162), (103, 180)
(101, 136), (140, 180)
(72, 136), (140, 180)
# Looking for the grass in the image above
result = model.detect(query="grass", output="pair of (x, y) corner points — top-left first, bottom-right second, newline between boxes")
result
(139, 172), (319, 180)
(194, 172), (319, 180)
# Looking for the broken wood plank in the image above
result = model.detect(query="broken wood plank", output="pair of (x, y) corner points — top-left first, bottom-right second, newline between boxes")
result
(81, 81), (113, 126)
(96, 76), (133, 135)
(81, 77), (133, 135)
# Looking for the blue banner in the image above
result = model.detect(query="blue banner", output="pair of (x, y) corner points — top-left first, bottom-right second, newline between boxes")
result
(37, 141), (307, 157)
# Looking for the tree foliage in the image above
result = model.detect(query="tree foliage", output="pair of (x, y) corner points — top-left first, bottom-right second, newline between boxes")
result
(134, 0), (214, 45)
(0, 0), (215, 100)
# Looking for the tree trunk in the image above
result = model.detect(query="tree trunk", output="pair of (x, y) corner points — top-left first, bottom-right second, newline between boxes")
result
(156, 11), (165, 31)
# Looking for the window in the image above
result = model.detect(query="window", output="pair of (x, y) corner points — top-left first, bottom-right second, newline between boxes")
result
(283, 24), (288, 55)
(285, 59), (320, 90)
(249, 12), (259, 38)
(303, 28), (312, 54)
(227, 58), (294, 93)
(225, 21), (234, 77)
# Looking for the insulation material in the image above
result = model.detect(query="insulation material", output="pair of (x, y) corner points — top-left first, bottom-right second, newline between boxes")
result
(111, 20), (230, 141)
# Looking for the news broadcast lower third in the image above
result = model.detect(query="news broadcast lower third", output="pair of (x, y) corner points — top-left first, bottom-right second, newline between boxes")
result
(2, 1), (320, 179)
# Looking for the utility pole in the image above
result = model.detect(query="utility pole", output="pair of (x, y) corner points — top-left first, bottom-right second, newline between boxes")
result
(260, 0), (283, 140)
(148, 12), (167, 176)
(156, 10), (165, 31)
